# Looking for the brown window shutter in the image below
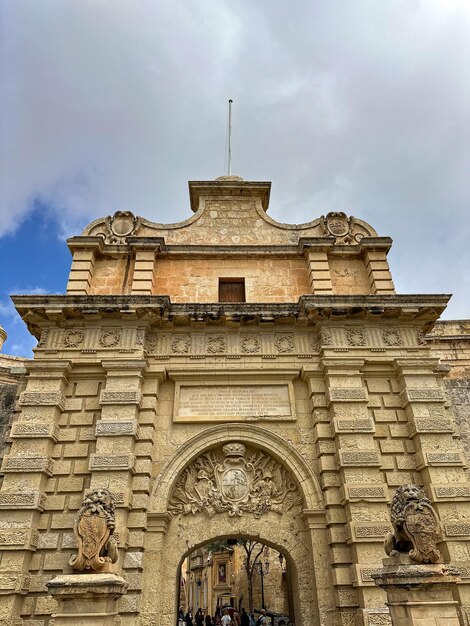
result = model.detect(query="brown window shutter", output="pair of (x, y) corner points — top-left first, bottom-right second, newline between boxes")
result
(218, 279), (246, 302)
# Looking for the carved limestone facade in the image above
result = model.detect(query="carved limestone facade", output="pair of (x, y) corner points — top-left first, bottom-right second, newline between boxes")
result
(0, 176), (470, 626)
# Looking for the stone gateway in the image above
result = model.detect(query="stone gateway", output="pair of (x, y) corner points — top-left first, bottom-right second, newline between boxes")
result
(1, 176), (470, 626)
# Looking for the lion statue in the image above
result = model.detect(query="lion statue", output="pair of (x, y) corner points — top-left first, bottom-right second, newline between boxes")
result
(384, 484), (441, 564)
(69, 488), (119, 572)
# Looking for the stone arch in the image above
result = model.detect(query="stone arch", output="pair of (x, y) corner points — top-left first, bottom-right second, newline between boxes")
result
(140, 426), (332, 626)
(142, 508), (320, 626)
(149, 424), (324, 513)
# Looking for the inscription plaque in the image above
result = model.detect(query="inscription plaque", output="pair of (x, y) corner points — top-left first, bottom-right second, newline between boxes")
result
(174, 384), (294, 422)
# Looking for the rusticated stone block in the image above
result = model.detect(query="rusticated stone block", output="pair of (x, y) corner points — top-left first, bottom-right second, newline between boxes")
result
(100, 390), (142, 406)
(445, 522), (470, 538)
(400, 387), (445, 403)
(348, 523), (391, 542)
(89, 453), (136, 472)
(338, 450), (381, 467)
(327, 387), (368, 403)
(1, 455), (54, 475)
(10, 422), (59, 440)
(0, 491), (46, 510)
(342, 485), (388, 503)
(0, 529), (39, 550)
(19, 391), (65, 409)
(431, 484), (470, 501)
(333, 418), (374, 433)
(95, 419), (138, 437)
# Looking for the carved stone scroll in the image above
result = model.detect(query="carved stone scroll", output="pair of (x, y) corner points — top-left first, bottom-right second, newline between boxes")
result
(168, 442), (301, 518)
(69, 488), (119, 572)
(384, 484), (441, 563)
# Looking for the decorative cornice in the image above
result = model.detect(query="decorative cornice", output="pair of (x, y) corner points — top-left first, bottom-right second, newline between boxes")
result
(11, 294), (450, 339)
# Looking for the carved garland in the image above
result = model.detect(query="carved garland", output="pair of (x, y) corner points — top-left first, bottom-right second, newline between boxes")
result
(169, 443), (301, 518)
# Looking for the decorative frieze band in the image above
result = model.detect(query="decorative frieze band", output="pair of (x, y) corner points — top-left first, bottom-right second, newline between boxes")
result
(19, 391), (65, 409)
(400, 388), (445, 404)
(327, 387), (368, 403)
(1, 456), (54, 475)
(0, 529), (39, 550)
(10, 422), (59, 440)
(0, 491), (46, 510)
(348, 522), (391, 542)
(333, 418), (374, 434)
(99, 390), (142, 406)
(89, 453), (136, 472)
(338, 451), (381, 467)
(95, 420), (138, 437)
(342, 485), (388, 503)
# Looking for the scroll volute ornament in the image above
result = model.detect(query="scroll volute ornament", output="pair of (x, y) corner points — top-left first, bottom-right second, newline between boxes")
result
(69, 488), (119, 572)
(384, 484), (441, 563)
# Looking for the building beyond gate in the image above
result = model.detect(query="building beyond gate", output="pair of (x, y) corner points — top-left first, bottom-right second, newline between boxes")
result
(1, 176), (470, 626)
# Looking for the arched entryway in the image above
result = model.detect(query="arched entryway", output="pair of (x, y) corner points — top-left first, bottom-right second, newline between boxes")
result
(140, 425), (332, 626)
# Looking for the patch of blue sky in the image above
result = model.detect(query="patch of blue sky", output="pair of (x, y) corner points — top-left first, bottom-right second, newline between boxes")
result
(0, 201), (78, 357)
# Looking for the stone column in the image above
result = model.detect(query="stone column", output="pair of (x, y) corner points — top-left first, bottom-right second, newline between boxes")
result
(322, 357), (391, 623)
(47, 573), (128, 625)
(301, 510), (337, 626)
(394, 357), (470, 616)
(372, 556), (461, 626)
(140, 513), (172, 624)
(0, 359), (71, 623)
(89, 359), (166, 620)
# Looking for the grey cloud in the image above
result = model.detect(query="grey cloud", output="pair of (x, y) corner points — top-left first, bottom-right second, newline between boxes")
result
(1, 0), (469, 316)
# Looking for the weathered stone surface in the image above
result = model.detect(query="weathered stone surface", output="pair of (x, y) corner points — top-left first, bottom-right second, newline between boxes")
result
(0, 178), (469, 626)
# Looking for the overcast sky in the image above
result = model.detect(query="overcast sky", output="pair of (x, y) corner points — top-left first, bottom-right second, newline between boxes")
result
(1, 0), (469, 356)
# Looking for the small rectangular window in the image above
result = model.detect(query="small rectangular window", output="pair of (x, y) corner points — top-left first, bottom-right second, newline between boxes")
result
(218, 278), (246, 302)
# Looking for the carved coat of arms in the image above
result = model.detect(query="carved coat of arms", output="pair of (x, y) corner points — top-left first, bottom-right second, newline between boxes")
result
(69, 488), (119, 572)
(321, 211), (364, 244)
(384, 484), (441, 563)
(169, 443), (300, 518)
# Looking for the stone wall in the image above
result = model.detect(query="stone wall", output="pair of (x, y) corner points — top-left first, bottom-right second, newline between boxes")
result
(426, 320), (470, 467)
(0, 355), (28, 472)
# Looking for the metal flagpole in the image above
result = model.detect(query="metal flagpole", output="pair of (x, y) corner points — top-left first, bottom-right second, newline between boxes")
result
(228, 99), (233, 176)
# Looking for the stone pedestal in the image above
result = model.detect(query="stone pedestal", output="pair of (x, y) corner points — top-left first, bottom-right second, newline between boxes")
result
(372, 556), (461, 626)
(46, 573), (128, 625)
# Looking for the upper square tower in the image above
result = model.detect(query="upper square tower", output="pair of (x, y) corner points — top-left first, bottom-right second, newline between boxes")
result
(66, 177), (394, 301)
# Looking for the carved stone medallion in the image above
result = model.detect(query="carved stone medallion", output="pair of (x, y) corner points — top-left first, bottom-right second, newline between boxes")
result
(207, 335), (226, 354)
(104, 211), (141, 245)
(171, 335), (191, 354)
(169, 442), (300, 518)
(99, 329), (121, 348)
(63, 328), (85, 348)
(321, 212), (364, 244)
(275, 334), (294, 353)
(241, 336), (260, 354)
(346, 328), (366, 346)
(382, 329), (401, 346)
